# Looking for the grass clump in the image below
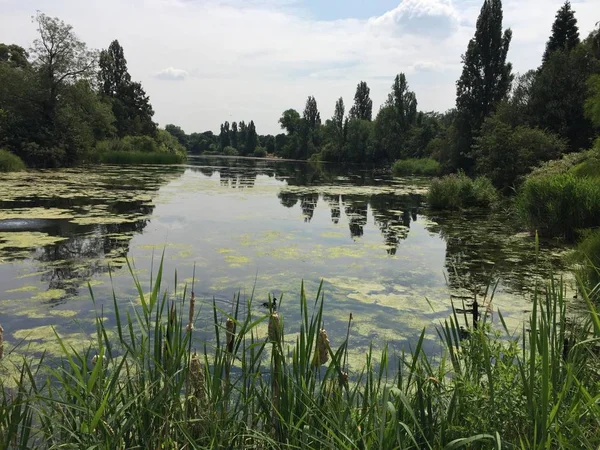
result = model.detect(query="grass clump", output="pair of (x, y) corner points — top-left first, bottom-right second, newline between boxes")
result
(427, 172), (498, 210)
(517, 173), (600, 241)
(392, 158), (441, 176)
(0, 148), (26, 172)
(2, 258), (600, 448)
(576, 228), (600, 298)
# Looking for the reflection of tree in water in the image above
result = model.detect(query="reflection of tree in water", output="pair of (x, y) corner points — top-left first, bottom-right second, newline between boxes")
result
(218, 167), (256, 189)
(323, 194), (340, 225)
(342, 196), (369, 239)
(426, 210), (565, 296)
(278, 192), (299, 208)
(300, 194), (319, 223)
(370, 194), (421, 255)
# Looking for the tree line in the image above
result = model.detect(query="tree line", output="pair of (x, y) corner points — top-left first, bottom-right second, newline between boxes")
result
(0, 13), (185, 168)
(168, 0), (599, 192)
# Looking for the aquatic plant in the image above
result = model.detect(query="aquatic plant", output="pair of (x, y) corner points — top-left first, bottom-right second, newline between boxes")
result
(427, 172), (498, 210)
(517, 173), (600, 241)
(0, 149), (26, 172)
(0, 259), (599, 448)
(99, 150), (185, 165)
(392, 158), (441, 176)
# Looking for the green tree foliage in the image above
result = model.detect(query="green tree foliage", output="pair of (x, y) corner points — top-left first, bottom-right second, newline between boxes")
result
(165, 124), (187, 147)
(246, 120), (258, 155)
(455, 0), (513, 171)
(0, 44), (29, 68)
(342, 119), (374, 163)
(474, 114), (567, 189)
(279, 109), (301, 135)
(542, 1), (580, 63)
(219, 121), (231, 149)
(98, 40), (156, 137)
(303, 96), (321, 130)
(349, 81), (373, 121)
(585, 74), (600, 127)
(230, 121), (238, 150)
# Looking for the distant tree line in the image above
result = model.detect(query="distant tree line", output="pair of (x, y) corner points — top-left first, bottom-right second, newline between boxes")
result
(0, 13), (185, 168)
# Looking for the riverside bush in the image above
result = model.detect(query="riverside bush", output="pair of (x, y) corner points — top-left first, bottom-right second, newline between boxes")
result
(392, 158), (441, 176)
(427, 172), (498, 210)
(0, 148), (26, 172)
(517, 173), (600, 241)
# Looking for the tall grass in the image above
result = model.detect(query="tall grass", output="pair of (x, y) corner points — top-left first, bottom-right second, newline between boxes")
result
(99, 150), (185, 165)
(1, 258), (600, 448)
(517, 173), (600, 241)
(576, 228), (600, 298)
(428, 172), (498, 210)
(392, 158), (441, 176)
(0, 148), (26, 172)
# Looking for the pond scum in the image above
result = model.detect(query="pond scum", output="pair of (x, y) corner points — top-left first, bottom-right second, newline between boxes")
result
(1, 257), (600, 449)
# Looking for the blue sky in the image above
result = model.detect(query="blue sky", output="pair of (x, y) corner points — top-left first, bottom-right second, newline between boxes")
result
(1, 0), (599, 134)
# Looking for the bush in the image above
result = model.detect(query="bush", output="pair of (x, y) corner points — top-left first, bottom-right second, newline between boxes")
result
(427, 172), (498, 210)
(576, 229), (600, 298)
(253, 146), (267, 158)
(392, 158), (441, 176)
(122, 135), (159, 153)
(222, 146), (239, 156)
(517, 173), (600, 241)
(0, 148), (26, 172)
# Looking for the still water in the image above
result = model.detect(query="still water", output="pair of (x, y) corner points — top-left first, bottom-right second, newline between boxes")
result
(0, 156), (568, 365)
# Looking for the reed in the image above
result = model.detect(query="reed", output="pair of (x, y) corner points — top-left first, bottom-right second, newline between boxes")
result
(392, 158), (441, 176)
(99, 150), (185, 165)
(1, 257), (599, 448)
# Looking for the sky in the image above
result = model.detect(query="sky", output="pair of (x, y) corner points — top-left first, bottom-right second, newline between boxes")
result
(1, 0), (599, 135)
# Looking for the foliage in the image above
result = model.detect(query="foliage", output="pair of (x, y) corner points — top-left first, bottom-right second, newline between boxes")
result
(517, 173), (600, 240)
(454, 0), (513, 172)
(99, 151), (184, 164)
(473, 114), (567, 190)
(543, 1), (580, 62)
(348, 81), (373, 121)
(585, 74), (600, 127)
(392, 158), (441, 176)
(428, 172), (498, 210)
(222, 146), (239, 156)
(576, 228), (600, 298)
(1, 261), (600, 448)
(253, 146), (267, 157)
(0, 148), (26, 172)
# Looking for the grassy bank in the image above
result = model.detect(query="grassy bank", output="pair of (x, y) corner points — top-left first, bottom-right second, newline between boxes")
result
(0, 148), (26, 172)
(98, 150), (185, 165)
(428, 172), (498, 210)
(392, 158), (441, 176)
(1, 260), (600, 449)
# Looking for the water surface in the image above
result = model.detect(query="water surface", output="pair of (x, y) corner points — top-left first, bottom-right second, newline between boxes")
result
(0, 156), (569, 366)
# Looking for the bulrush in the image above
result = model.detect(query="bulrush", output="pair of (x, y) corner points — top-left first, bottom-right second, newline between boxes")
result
(226, 318), (235, 351)
(313, 328), (330, 367)
(0, 324), (4, 360)
(268, 312), (281, 343)
(186, 291), (196, 333)
(188, 351), (205, 397)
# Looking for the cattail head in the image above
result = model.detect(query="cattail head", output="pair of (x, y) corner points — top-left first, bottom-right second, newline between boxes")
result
(313, 328), (330, 366)
(226, 318), (235, 350)
(187, 291), (196, 332)
(339, 371), (348, 387)
(268, 313), (281, 343)
(189, 351), (205, 395)
(0, 324), (4, 360)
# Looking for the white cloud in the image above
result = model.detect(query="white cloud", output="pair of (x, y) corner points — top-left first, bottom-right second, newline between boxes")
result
(155, 67), (189, 81)
(0, 0), (597, 134)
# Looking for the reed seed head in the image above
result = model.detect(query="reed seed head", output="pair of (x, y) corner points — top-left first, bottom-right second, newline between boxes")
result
(187, 291), (196, 332)
(268, 313), (281, 343)
(189, 351), (205, 395)
(313, 328), (330, 366)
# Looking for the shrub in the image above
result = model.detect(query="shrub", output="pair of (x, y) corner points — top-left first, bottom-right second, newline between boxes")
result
(253, 146), (267, 158)
(122, 135), (159, 153)
(427, 172), (498, 210)
(517, 173), (600, 241)
(222, 146), (239, 156)
(0, 148), (26, 172)
(99, 151), (184, 165)
(392, 158), (441, 176)
(576, 228), (600, 298)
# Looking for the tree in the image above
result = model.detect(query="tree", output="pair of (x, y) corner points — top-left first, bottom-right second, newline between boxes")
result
(279, 109), (300, 135)
(219, 121), (230, 149)
(246, 120), (258, 154)
(303, 96), (321, 130)
(455, 0), (512, 171)
(349, 81), (373, 121)
(585, 74), (600, 127)
(387, 74), (418, 133)
(165, 124), (187, 148)
(343, 119), (374, 163)
(31, 12), (97, 116)
(230, 121), (238, 150)
(543, 1), (580, 63)
(98, 40), (156, 137)
(0, 44), (29, 68)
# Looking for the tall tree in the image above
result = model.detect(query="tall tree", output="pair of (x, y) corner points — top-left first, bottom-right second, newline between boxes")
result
(455, 0), (512, 170)
(543, 1), (580, 63)
(219, 121), (230, 149)
(246, 120), (258, 154)
(98, 40), (156, 137)
(387, 74), (418, 133)
(279, 109), (300, 135)
(333, 97), (346, 147)
(349, 81), (373, 121)
(31, 12), (97, 117)
(303, 96), (321, 130)
(0, 44), (29, 68)
(230, 121), (238, 150)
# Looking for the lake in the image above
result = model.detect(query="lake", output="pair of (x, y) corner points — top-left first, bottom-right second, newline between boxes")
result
(0, 156), (569, 365)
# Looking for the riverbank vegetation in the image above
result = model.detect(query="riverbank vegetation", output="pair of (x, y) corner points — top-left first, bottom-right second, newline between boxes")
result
(0, 148), (25, 172)
(1, 261), (599, 448)
(392, 158), (440, 176)
(427, 173), (498, 210)
(0, 15), (185, 169)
